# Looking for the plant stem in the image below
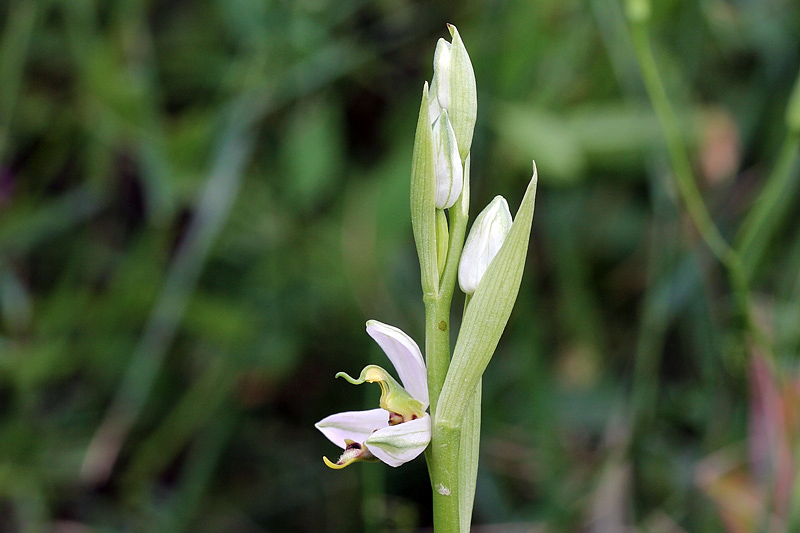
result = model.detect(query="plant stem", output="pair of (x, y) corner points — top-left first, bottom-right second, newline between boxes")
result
(426, 294), (453, 418)
(736, 132), (800, 281)
(628, 17), (729, 262)
(425, 294), (462, 533)
(626, 2), (766, 355)
(426, 177), (470, 531)
(430, 422), (462, 532)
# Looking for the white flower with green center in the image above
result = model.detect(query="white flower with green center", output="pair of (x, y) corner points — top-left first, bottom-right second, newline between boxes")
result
(315, 320), (430, 468)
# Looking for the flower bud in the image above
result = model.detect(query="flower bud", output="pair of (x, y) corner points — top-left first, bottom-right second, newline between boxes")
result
(430, 39), (451, 117)
(458, 196), (513, 294)
(429, 25), (477, 160)
(432, 110), (463, 209)
(428, 38), (449, 124)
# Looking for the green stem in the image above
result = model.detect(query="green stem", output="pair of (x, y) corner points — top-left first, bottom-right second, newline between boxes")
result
(626, 1), (766, 357)
(628, 17), (729, 263)
(736, 132), (800, 281)
(425, 291), (462, 533)
(430, 421), (462, 533)
(426, 173), (470, 532)
(425, 294), (452, 418)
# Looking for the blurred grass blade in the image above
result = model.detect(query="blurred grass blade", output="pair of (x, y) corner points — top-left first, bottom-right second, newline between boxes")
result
(0, 187), (103, 254)
(81, 101), (256, 484)
(160, 412), (239, 533)
(0, 0), (38, 163)
(122, 359), (235, 491)
(736, 135), (800, 280)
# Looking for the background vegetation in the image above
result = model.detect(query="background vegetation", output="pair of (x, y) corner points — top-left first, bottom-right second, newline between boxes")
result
(1, 0), (799, 530)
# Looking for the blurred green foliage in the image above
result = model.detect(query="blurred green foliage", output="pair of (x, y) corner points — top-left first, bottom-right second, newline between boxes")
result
(1, 0), (799, 530)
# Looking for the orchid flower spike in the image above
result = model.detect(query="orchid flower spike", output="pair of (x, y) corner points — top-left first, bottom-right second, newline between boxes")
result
(315, 321), (431, 468)
(458, 195), (513, 294)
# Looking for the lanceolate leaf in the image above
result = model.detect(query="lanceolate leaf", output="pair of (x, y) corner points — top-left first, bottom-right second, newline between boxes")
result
(446, 24), (477, 161)
(436, 163), (538, 426)
(458, 382), (481, 532)
(410, 83), (439, 296)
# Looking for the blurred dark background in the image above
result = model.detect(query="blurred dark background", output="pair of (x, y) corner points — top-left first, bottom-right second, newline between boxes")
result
(1, 0), (800, 531)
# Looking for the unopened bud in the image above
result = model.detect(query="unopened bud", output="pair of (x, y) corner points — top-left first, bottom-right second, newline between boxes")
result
(458, 196), (513, 294)
(432, 110), (463, 209)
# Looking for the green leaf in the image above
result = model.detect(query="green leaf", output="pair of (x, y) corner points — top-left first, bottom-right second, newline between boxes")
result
(410, 83), (439, 296)
(436, 164), (538, 426)
(458, 382), (481, 532)
(447, 24), (478, 161)
(785, 69), (800, 134)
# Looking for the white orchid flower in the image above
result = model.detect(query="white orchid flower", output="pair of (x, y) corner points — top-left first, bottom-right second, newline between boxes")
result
(316, 320), (430, 468)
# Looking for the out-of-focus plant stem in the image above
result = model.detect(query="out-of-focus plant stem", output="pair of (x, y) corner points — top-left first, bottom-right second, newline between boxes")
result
(0, 0), (38, 165)
(625, 0), (766, 358)
(81, 101), (256, 484)
(736, 131), (800, 281)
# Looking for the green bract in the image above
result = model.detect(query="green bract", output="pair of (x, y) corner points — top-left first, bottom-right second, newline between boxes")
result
(440, 24), (477, 160)
(410, 83), (439, 296)
(437, 162), (538, 428)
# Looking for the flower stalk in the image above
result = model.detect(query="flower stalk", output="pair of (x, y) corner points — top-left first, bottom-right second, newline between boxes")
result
(317, 25), (537, 532)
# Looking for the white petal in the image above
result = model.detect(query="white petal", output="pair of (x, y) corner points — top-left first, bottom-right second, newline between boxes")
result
(366, 320), (429, 408)
(458, 196), (512, 294)
(315, 408), (388, 448)
(432, 38), (451, 111)
(428, 78), (442, 125)
(365, 414), (431, 467)
(432, 112), (463, 209)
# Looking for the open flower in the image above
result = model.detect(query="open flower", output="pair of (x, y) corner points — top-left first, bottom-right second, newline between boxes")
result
(316, 320), (430, 468)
